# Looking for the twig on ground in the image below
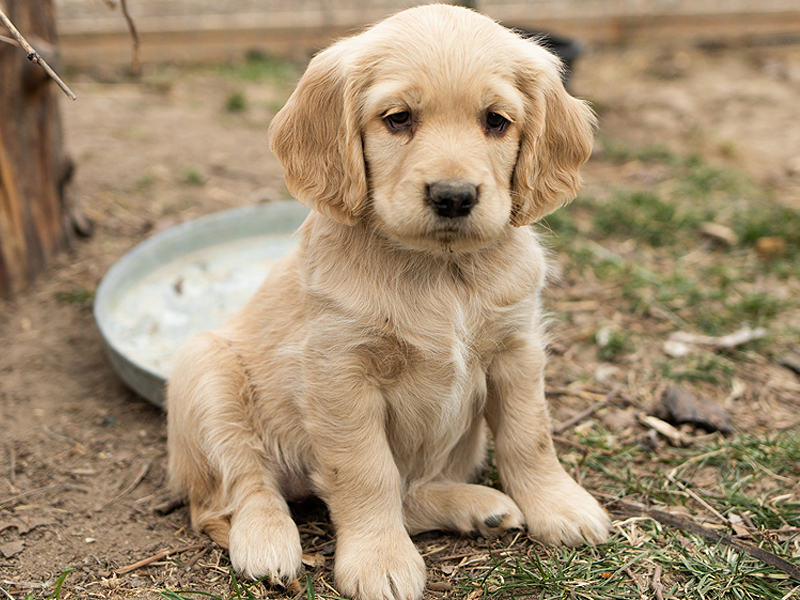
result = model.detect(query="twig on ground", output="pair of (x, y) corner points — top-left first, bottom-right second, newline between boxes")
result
(115, 543), (206, 575)
(0, 7), (76, 100)
(184, 547), (209, 570)
(553, 386), (621, 434)
(667, 476), (731, 526)
(99, 460), (152, 511)
(612, 501), (800, 582)
(119, 460), (152, 497)
(552, 435), (614, 455)
(650, 565), (665, 600)
(0, 483), (90, 508)
(0, 33), (17, 46)
(625, 566), (645, 600)
(8, 447), (15, 487)
(154, 496), (186, 515)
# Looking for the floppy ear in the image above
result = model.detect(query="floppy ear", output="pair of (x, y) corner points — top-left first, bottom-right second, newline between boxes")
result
(268, 43), (368, 225)
(510, 44), (596, 227)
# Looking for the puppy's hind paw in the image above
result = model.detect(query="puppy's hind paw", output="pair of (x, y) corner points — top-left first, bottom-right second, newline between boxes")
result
(228, 502), (303, 585)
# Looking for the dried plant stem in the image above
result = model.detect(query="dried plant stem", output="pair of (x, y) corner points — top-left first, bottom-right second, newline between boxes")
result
(119, 0), (140, 75)
(115, 543), (205, 575)
(552, 386), (621, 434)
(0, 6), (76, 100)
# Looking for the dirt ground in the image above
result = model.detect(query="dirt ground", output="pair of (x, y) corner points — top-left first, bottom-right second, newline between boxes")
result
(1, 33), (800, 599)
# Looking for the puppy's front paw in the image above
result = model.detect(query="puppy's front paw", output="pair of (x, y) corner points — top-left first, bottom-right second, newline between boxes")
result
(521, 476), (611, 547)
(335, 533), (426, 600)
(228, 501), (303, 585)
(404, 482), (524, 538)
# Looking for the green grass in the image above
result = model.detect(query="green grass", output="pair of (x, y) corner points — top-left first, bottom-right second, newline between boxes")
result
(461, 431), (800, 599)
(219, 51), (298, 85)
(54, 288), (95, 308)
(543, 144), (800, 340)
(593, 190), (700, 247)
(160, 569), (276, 600)
(225, 91), (247, 112)
(183, 166), (206, 186)
(595, 327), (633, 362)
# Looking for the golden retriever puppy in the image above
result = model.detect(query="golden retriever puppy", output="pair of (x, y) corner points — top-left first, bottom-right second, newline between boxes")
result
(167, 4), (610, 599)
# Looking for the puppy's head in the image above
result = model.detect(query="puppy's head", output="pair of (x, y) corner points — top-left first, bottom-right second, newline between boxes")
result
(269, 5), (595, 253)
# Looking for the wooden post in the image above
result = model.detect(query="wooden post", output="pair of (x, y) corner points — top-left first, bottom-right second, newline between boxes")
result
(0, 0), (77, 297)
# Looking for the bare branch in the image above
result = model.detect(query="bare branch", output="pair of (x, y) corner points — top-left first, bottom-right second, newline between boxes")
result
(119, 0), (140, 75)
(0, 6), (77, 100)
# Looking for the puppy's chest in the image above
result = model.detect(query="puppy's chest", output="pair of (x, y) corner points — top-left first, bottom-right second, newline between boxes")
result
(372, 313), (499, 438)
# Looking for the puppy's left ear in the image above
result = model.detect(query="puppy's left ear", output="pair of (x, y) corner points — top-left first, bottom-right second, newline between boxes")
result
(510, 44), (596, 227)
(269, 42), (368, 225)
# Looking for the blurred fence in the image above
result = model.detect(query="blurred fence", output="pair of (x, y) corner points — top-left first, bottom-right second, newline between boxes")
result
(55, 0), (800, 66)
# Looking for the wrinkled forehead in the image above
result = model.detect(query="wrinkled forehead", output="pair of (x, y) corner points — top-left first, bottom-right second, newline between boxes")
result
(362, 74), (525, 123)
(351, 14), (535, 116)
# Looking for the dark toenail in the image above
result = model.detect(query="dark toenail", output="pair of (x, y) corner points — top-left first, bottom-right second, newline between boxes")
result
(484, 514), (504, 528)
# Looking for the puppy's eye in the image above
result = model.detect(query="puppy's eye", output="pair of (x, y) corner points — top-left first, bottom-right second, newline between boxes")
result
(485, 112), (509, 134)
(384, 111), (412, 131)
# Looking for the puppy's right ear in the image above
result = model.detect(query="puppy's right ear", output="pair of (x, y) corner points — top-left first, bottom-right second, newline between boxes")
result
(269, 44), (368, 226)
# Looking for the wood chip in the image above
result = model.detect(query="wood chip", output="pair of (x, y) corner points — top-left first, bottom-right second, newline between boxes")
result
(637, 414), (692, 446)
(665, 325), (767, 357)
(700, 222), (738, 246)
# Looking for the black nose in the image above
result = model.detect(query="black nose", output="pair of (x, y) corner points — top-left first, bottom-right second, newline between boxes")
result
(426, 181), (478, 218)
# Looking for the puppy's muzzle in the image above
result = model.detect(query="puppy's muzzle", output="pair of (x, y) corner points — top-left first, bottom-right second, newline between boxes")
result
(426, 181), (478, 218)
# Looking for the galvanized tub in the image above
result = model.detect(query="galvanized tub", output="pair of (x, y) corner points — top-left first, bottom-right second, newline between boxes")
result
(94, 201), (309, 406)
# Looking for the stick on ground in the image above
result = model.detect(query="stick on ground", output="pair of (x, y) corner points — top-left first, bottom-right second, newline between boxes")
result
(115, 543), (206, 575)
(612, 501), (800, 582)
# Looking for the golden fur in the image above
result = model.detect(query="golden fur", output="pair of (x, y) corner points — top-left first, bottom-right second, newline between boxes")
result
(167, 5), (610, 599)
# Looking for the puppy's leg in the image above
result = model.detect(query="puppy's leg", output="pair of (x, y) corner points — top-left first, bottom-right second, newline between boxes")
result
(404, 419), (523, 537)
(485, 334), (611, 546)
(304, 372), (425, 600)
(167, 332), (302, 584)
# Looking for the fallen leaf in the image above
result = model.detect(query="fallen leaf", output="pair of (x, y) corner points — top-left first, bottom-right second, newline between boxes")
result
(302, 552), (324, 568)
(0, 540), (24, 558)
(427, 581), (453, 592)
(779, 353), (800, 375)
(657, 385), (733, 433)
(755, 236), (786, 259)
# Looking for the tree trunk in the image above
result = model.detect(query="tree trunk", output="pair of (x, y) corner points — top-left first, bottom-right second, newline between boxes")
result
(0, 0), (77, 297)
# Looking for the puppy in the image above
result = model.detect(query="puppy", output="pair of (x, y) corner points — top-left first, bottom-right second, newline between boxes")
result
(167, 5), (610, 600)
